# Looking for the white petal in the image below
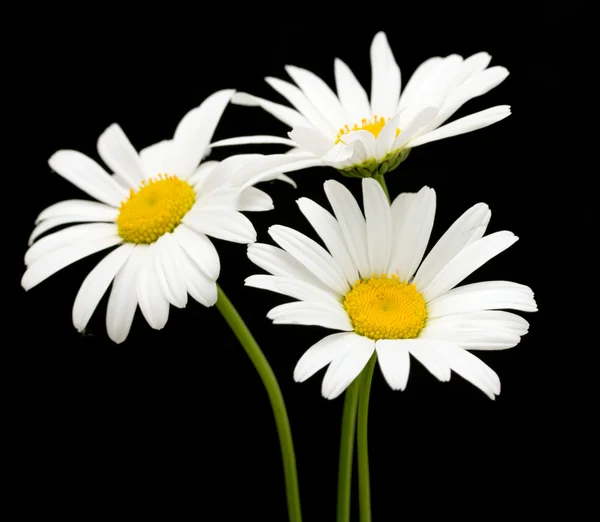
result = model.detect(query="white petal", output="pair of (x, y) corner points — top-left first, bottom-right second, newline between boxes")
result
(171, 89), (235, 177)
(324, 180), (370, 278)
(153, 233), (188, 309)
(288, 126), (333, 157)
(245, 274), (342, 307)
(239, 158), (321, 192)
(427, 281), (537, 317)
(35, 199), (118, 225)
(269, 225), (349, 295)
(210, 135), (298, 148)
(26, 223), (119, 265)
(28, 213), (118, 246)
(72, 244), (135, 332)
(139, 139), (176, 178)
(334, 58), (371, 123)
(375, 113), (401, 159)
(388, 186), (436, 281)
(321, 335), (375, 399)
(187, 160), (220, 188)
(97, 123), (146, 188)
(239, 187), (273, 212)
(296, 197), (358, 284)
(390, 192), (416, 236)
(183, 209), (256, 244)
(232, 92), (310, 129)
(173, 224), (220, 280)
(436, 343), (500, 399)
(247, 243), (330, 290)
(136, 245), (169, 330)
(363, 178), (393, 274)
(339, 130), (377, 162)
(423, 231), (518, 302)
(392, 106), (439, 149)
(266, 77), (336, 138)
(176, 248), (218, 306)
(22, 236), (122, 291)
(294, 332), (357, 382)
(106, 245), (143, 343)
(370, 32), (401, 119)
(398, 56), (443, 110)
(410, 106), (511, 147)
(407, 340), (452, 382)
(267, 301), (353, 331)
(375, 339), (410, 391)
(285, 65), (346, 130)
(49, 150), (128, 207)
(414, 203), (491, 291)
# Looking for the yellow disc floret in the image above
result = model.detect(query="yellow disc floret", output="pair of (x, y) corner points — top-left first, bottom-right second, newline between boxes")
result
(117, 174), (196, 244)
(343, 274), (427, 340)
(335, 115), (401, 144)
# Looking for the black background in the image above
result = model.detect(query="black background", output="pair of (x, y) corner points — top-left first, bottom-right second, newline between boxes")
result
(12, 11), (575, 520)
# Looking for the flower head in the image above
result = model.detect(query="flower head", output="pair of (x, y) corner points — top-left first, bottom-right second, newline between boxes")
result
(23, 90), (279, 343)
(211, 32), (510, 184)
(246, 179), (536, 400)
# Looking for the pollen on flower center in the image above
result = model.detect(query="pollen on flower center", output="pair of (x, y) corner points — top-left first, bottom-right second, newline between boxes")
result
(335, 115), (401, 144)
(343, 274), (427, 340)
(117, 174), (196, 244)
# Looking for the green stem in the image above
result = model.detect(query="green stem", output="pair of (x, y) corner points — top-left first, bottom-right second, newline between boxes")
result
(215, 284), (302, 522)
(357, 354), (377, 522)
(337, 378), (361, 522)
(372, 173), (390, 201)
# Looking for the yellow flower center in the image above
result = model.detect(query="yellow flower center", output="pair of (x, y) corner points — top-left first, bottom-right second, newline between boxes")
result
(117, 175), (196, 244)
(335, 115), (401, 144)
(343, 274), (427, 340)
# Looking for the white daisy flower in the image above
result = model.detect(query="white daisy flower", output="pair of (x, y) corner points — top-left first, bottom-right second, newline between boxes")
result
(22, 90), (279, 344)
(245, 178), (536, 400)
(210, 31), (510, 183)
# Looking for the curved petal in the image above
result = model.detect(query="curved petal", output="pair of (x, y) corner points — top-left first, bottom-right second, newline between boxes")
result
(288, 126), (333, 157)
(363, 178), (393, 274)
(48, 150), (128, 207)
(35, 199), (118, 225)
(232, 92), (310, 129)
(139, 139), (176, 178)
(210, 135), (298, 148)
(173, 224), (220, 280)
(97, 123), (146, 188)
(375, 339), (410, 391)
(72, 244), (135, 332)
(153, 233), (188, 309)
(28, 213), (118, 246)
(136, 246), (170, 330)
(245, 274), (342, 308)
(22, 236), (122, 291)
(334, 58), (372, 123)
(175, 248), (218, 307)
(183, 209), (256, 244)
(398, 56), (443, 110)
(406, 339), (452, 382)
(239, 187), (273, 212)
(294, 332), (357, 382)
(370, 31), (401, 119)
(267, 301), (353, 331)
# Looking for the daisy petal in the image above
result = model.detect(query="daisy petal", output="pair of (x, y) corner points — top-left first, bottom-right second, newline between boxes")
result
(410, 106), (511, 148)
(398, 56), (442, 110)
(427, 281), (537, 317)
(334, 58), (371, 123)
(183, 209), (256, 244)
(436, 343), (501, 399)
(422, 231), (518, 302)
(375, 339), (410, 391)
(390, 192), (416, 235)
(49, 150), (128, 207)
(388, 186), (436, 281)
(267, 301), (353, 331)
(153, 233), (188, 308)
(172, 89), (235, 177)
(392, 106), (439, 149)
(294, 332), (357, 382)
(22, 236), (122, 291)
(285, 65), (346, 130)
(324, 180), (370, 277)
(136, 245), (169, 330)
(210, 135), (298, 148)
(176, 248), (218, 307)
(25, 223), (119, 265)
(187, 161), (220, 188)
(247, 243), (328, 289)
(246, 275), (341, 307)
(28, 213), (118, 246)
(269, 225), (349, 295)
(239, 187), (274, 212)
(414, 203), (491, 292)
(370, 32), (401, 119)
(321, 335), (375, 399)
(296, 197), (358, 283)
(363, 178), (393, 274)
(97, 123), (146, 188)
(288, 126), (332, 157)
(72, 244), (135, 332)
(139, 139), (175, 178)
(266, 77), (336, 138)
(375, 113), (402, 159)
(35, 200), (118, 224)
(407, 340), (453, 382)
(232, 92), (310, 129)
(173, 224), (220, 280)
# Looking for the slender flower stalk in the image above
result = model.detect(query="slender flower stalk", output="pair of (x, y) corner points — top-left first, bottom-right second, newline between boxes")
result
(337, 378), (360, 522)
(215, 284), (302, 522)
